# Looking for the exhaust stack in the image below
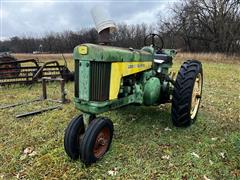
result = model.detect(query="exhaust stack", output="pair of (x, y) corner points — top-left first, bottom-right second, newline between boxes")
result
(91, 6), (116, 44)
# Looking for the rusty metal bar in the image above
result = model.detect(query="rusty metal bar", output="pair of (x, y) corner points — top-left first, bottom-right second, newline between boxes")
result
(0, 75), (34, 80)
(42, 78), (47, 100)
(0, 99), (41, 110)
(16, 105), (62, 118)
(0, 56), (73, 85)
(60, 79), (66, 103)
(41, 77), (68, 104)
(32, 61), (61, 81)
(0, 58), (39, 67)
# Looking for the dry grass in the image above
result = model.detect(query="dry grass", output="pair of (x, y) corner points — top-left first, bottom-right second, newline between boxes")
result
(177, 52), (240, 64)
(14, 53), (73, 62)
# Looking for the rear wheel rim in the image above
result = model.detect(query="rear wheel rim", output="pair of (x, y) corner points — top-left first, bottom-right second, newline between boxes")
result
(190, 73), (202, 119)
(93, 127), (110, 158)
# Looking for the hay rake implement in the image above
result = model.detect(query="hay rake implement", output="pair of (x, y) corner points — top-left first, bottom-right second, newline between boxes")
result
(0, 53), (74, 86)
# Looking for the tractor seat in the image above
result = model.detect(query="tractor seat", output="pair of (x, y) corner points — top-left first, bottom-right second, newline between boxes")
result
(154, 53), (172, 64)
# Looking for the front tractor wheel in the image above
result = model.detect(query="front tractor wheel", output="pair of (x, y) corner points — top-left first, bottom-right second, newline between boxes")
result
(64, 114), (96, 160)
(64, 114), (85, 160)
(171, 60), (203, 127)
(80, 117), (113, 165)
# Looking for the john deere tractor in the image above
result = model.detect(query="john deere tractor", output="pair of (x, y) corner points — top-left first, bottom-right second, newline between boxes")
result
(64, 7), (203, 165)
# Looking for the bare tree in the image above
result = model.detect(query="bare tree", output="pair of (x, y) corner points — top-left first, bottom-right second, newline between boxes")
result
(159, 0), (240, 53)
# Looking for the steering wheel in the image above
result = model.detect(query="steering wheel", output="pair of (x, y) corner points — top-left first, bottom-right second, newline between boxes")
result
(144, 33), (164, 50)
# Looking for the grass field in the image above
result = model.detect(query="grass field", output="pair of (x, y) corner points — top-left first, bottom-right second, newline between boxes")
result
(0, 53), (239, 179)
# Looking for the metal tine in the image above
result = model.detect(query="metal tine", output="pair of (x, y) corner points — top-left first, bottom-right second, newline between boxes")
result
(16, 105), (62, 118)
(0, 99), (42, 110)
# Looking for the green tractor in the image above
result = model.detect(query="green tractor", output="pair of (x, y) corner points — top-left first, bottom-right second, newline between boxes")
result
(64, 8), (203, 165)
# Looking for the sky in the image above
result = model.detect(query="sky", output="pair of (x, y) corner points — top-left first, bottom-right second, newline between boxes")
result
(0, 0), (178, 40)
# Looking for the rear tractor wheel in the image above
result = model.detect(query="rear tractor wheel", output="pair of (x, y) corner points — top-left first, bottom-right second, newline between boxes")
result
(171, 60), (203, 127)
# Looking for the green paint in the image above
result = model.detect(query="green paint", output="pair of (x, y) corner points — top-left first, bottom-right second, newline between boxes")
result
(143, 77), (161, 105)
(83, 113), (91, 128)
(73, 43), (154, 62)
(73, 43), (176, 116)
(79, 61), (90, 101)
(162, 49), (177, 57)
(74, 94), (137, 114)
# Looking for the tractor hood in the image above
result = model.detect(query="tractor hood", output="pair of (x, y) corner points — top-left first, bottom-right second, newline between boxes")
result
(73, 43), (154, 62)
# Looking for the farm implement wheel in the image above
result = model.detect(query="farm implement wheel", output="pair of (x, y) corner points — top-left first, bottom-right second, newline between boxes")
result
(80, 117), (113, 165)
(171, 60), (203, 127)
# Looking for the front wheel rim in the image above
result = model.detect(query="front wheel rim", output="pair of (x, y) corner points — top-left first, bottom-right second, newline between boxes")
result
(93, 127), (110, 158)
(190, 73), (202, 119)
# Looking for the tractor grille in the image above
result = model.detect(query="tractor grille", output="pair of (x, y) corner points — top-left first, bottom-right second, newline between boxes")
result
(74, 59), (79, 98)
(90, 62), (111, 101)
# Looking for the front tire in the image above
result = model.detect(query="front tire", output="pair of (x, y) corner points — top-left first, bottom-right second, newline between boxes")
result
(171, 60), (203, 127)
(80, 117), (114, 165)
(64, 115), (85, 160)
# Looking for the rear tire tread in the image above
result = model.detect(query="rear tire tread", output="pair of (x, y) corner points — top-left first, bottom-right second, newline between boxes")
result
(171, 60), (203, 127)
